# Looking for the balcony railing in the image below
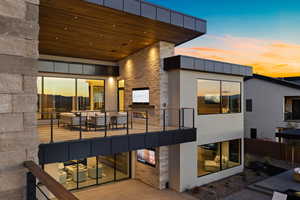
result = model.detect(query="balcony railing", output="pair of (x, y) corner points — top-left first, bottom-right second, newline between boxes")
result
(284, 112), (300, 121)
(37, 108), (195, 143)
(24, 161), (79, 200)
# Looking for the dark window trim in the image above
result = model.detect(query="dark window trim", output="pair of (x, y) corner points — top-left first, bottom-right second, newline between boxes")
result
(197, 139), (242, 178)
(197, 78), (242, 115)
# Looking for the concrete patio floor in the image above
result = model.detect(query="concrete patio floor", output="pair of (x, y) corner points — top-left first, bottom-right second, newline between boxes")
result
(72, 180), (197, 200)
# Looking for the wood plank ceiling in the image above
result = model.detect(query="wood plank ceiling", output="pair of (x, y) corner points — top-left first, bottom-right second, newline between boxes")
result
(39, 0), (205, 61)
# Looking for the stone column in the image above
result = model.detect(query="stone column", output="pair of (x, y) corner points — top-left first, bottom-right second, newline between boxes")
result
(0, 0), (39, 199)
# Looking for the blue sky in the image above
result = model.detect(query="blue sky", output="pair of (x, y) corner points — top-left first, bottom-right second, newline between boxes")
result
(147, 0), (300, 44)
(146, 0), (300, 77)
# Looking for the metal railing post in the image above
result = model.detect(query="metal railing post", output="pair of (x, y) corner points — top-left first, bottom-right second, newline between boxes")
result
(163, 109), (166, 131)
(146, 111), (148, 133)
(127, 111), (129, 135)
(182, 108), (185, 128)
(131, 111), (133, 129)
(50, 113), (54, 143)
(26, 172), (36, 200)
(105, 111), (107, 137)
(79, 113), (82, 140)
(178, 109), (181, 129)
(192, 108), (195, 128)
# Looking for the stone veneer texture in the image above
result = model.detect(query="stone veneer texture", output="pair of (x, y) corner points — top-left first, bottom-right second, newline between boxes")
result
(0, 0), (39, 199)
(119, 41), (174, 189)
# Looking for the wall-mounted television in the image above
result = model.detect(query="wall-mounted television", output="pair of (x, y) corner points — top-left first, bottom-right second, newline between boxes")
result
(137, 149), (156, 167)
(132, 88), (149, 104)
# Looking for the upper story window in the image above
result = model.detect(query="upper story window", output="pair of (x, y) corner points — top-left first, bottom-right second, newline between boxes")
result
(197, 79), (241, 115)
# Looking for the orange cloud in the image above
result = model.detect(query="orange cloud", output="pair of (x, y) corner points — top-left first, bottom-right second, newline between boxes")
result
(176, 35), (300, 77)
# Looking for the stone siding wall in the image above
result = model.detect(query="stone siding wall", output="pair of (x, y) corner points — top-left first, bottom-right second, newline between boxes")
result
(0, 0), (39, 199)
(119, 41), (174, 189)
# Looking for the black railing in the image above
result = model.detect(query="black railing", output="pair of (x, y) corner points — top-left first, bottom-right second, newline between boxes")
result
(285, 112), (300, 121)
(37, 108), (195, 143)
(24, 161), (79, 200)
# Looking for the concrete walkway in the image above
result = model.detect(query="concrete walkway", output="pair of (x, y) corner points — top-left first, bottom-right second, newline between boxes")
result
(73, 180), (197, 200)
(222, 189), (271, 200)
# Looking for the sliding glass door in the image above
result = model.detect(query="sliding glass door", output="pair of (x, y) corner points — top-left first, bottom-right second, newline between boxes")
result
(37, 76), (105, 119)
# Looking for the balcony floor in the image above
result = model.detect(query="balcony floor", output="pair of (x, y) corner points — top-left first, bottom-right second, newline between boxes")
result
(38, 123), (178, 144)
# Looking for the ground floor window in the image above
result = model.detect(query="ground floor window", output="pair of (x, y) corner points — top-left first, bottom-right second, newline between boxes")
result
(197, 139), (241, 177)
(44, 152), (131, 190)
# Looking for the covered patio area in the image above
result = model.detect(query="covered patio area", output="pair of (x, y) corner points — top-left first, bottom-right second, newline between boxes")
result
(72, 180), (196, 200)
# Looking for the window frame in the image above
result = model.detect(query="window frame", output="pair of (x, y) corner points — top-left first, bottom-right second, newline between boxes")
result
(197, 78), (242, 115)
(38, 76), (106, 119)
(197, 139), (242, 178)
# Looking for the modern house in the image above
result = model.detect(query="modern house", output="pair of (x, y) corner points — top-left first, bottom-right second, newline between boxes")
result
(0, 0), (252, 199)
(244, 74), (300, 140)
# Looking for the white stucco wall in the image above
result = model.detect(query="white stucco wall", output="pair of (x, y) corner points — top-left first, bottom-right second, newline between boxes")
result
(169, 70), (244, 192)
(244, 78), (300, 140)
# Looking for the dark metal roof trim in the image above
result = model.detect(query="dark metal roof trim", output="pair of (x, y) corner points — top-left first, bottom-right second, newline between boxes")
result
(245, 74), (300, 90)
(84, 0), (206, 34)
(164, 55), (253, 77)
(39, 60), (119, 76)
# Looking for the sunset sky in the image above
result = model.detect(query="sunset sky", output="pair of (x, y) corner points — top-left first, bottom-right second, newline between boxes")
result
(148, 0), (300, 77)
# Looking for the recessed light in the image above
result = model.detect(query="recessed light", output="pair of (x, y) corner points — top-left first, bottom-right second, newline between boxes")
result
(74, 16), (78, 20)
(112, 24), (116, 28)
(64, 27), (68, 30)
(55, 37), (59, 40)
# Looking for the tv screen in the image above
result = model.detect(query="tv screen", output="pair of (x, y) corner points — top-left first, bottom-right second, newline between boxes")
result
(137, 149), (156, 167)
(132, 88), (149, 104)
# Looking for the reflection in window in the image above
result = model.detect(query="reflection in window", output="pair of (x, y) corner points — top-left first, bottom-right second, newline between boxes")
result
(197, 79), (241, 115)
(197, 79), (221, 114)
(197, 143), (221, 176)
(221, 140), (241, 170)
(197, 139), (241, 177)
(116, 152), (130, 180)
(43, 77), (76, 113)
(118, 80), (125, 112)
(77, 79), (105, 111)
(222, 82), (241, 113)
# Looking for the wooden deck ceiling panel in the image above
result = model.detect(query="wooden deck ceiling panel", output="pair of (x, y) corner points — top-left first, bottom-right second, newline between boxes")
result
(39, 0), (205, 61)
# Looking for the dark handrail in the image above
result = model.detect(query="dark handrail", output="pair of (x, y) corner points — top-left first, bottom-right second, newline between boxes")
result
(24, 161), (79, 200)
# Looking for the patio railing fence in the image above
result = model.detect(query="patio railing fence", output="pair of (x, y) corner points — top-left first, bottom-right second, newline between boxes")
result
(37, 108), (195, 143)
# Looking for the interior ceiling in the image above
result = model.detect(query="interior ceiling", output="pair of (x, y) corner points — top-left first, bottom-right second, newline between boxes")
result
(39, 0), (204, 62)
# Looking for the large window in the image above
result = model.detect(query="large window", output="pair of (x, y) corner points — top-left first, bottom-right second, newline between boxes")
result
(197, 139), (241, 177)
(197, 79), (241, 115)
(38, 76), (105, 119)
(44, 152), (131, 191)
